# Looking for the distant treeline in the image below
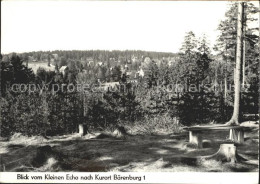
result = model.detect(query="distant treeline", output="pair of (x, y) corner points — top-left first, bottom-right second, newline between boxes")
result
(2, 50), (177, 63)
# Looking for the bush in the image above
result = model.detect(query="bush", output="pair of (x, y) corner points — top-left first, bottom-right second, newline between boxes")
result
(123, 113), (182, 135)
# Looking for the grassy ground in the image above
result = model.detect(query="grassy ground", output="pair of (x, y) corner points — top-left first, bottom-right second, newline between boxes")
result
(0, 122), (258, 172)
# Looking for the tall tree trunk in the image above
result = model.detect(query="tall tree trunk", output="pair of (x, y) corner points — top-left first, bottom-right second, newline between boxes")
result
(42, 91), (48, 136)
(226, 2), (244, 126)
(242, 6), (247, 89)
(214, 67), (218, 92)
(224, 43), (228, 102)
(224, 77), (227, 100)
(242, 40), (246, 89)
(258, 1), (260, 120)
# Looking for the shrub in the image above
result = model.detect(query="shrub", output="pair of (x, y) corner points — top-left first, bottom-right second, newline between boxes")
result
(124, 113), (182, 135)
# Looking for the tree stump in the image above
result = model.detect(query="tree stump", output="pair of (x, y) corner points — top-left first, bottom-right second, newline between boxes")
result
(217, 144), (237, 163)
(31, 146), (71, 170)
(32, 146), (56, 167)
(113, 126), (127, 139)
(189, 131), (202, 148)
(229, 129), (244, 143)
(203, 143), (245, 163)
(78, 124), (87, 136)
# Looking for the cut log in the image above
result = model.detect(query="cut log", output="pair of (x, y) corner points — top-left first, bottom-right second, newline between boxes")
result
(229, 129), (244, 143)
(189, 131), (202, 148)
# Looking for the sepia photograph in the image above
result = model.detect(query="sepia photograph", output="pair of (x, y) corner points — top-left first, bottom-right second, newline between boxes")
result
(0, 0), (259, 183)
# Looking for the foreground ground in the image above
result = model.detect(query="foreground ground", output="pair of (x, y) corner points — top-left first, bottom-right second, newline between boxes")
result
(0, 121), (258, 172)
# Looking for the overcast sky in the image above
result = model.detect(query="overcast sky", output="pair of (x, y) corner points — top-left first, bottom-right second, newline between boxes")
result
(1, 1), (258, 54)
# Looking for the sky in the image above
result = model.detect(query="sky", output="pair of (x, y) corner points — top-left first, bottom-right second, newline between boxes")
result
(1, 1), (258, 54)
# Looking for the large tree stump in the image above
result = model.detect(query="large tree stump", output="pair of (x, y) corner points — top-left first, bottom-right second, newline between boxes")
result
(217, 144), (237, 163)
(229, 129), (244, 143)
(203, 143), (246, 163)
(189, 131), (202, 148)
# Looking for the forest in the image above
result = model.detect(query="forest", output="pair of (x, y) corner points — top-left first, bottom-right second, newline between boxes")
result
(1, 2), (259, 136)
(0, 1), (259, 173)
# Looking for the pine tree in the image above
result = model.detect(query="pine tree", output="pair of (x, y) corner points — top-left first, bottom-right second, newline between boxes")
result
(180, 31), (198, 54)
(198, 34), (211, 55)
(226, 2), (244, 125)
(214, 2), (259, 125)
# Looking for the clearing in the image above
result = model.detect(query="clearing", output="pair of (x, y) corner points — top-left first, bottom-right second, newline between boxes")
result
(0, 121), (258, 172)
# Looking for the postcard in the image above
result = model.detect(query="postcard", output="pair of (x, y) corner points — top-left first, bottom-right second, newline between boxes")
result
(0, 0), (259, 183)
